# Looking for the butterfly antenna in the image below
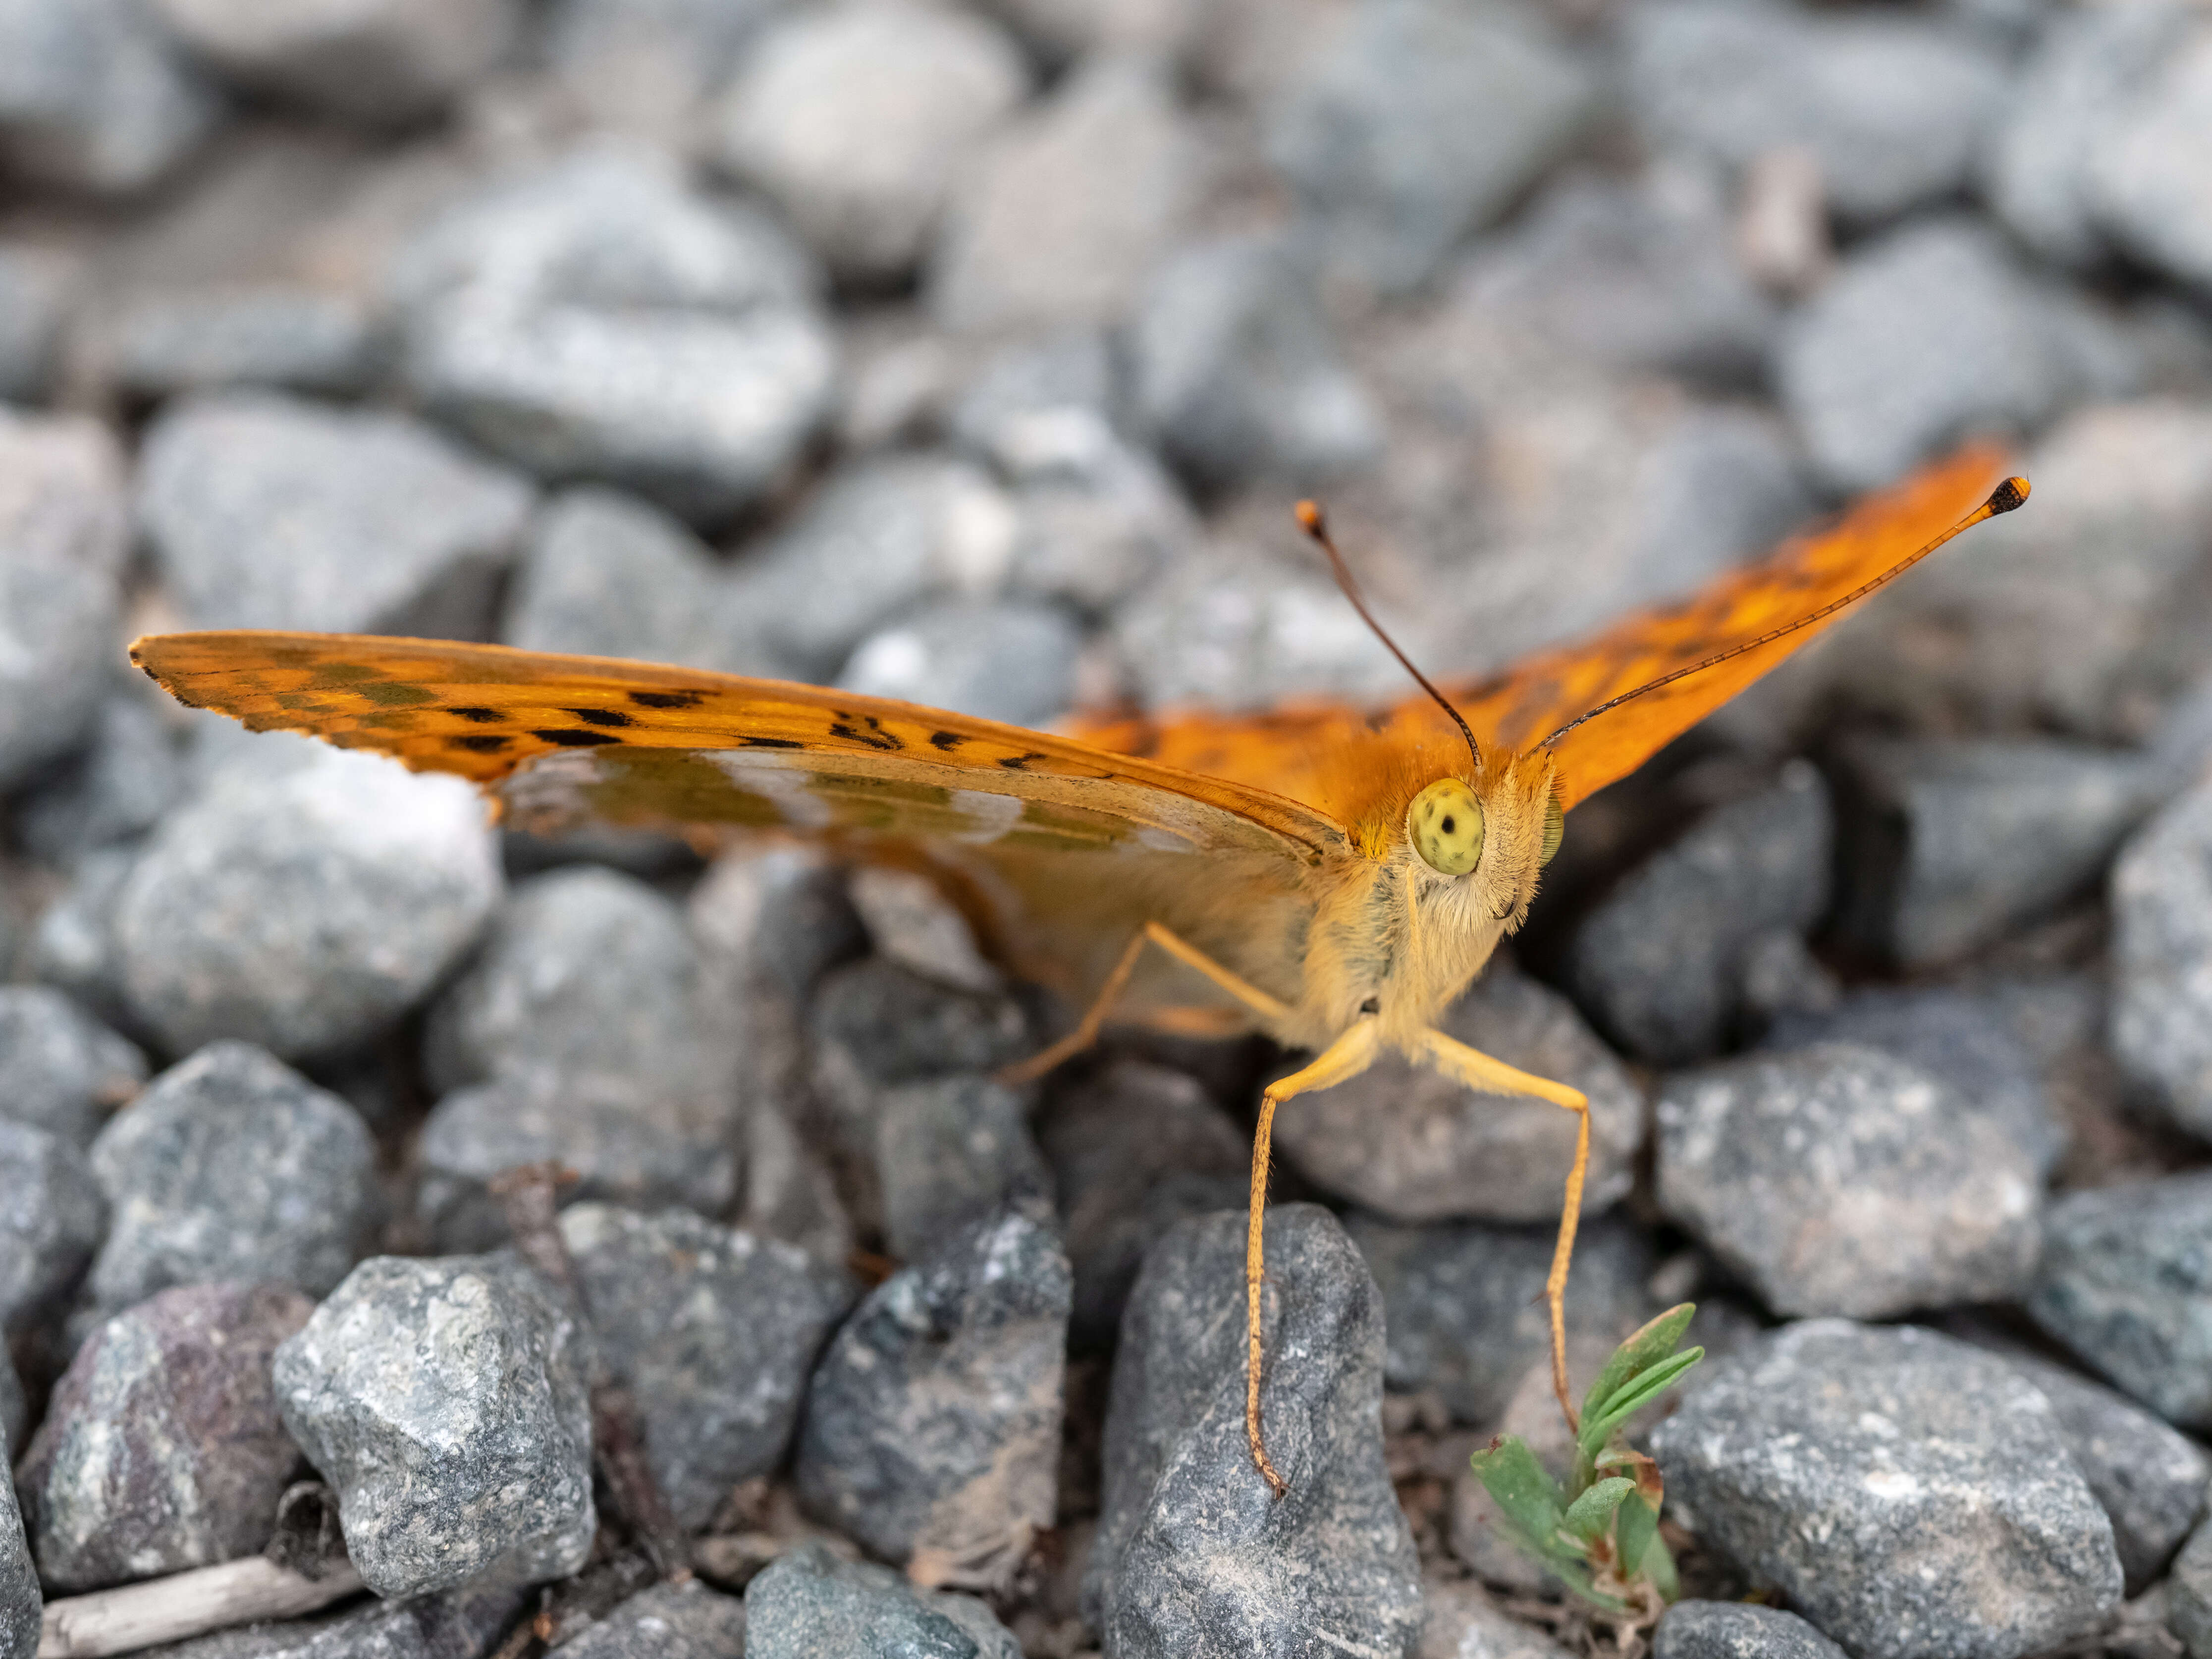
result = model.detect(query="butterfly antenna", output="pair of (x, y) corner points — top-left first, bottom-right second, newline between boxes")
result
(1296, 500), (1481, 774)
(1535, 473), (2032, 750)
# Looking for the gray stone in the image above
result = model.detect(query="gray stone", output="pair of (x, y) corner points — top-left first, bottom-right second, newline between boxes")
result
(544, 0), (791, 141)
(1275, 961), (1643, 1224)
(2112, 779), (2212, 1140)
(1999, 1347), (2211, 1592)
(1568, 762), (1830, 1066)
(2176, 1517), (2212, 1659)
(797, 1210), (1068, 1578)
(1086, 1204), (1423, 1657)
(152, 0), (522, 124)
(947, 330), (1118, 463)
(86, 1043), (375, 1311)
(273, 1253), (595, 1599)
(29, 849), (136, 1024)
(0, 984), (145, 1150)
(17, 693), (188, 868)
(1657, 1043), (2041, 1320)
(0, 411), (130, 791)
(0, 1468), (35, 1659)
(1654, 1322), (2122, 1658)
(0, 1344), (22, 1451)
(116, 748), (501, 1060)
(17, 1282), (312, 1591)
(1457, 169), (1777, 387)
(688, 841), (867, 1003)
(1625, 0), (2006, 226)
(558, 1582), (746, 1659)
(929, 56), (1203, 334)
(837, 599), (1081, 728)
(711, 2), (1029, 285)
(745, 1541), (1020, 1659)
(560, 1203), (854, 1531)
(809, 957), (1030, 1095)
(1420, 1575), (1574, 1659)
(392, 144), (835, 525)
(1984, 0), (2195, 268)
(1778, 218), (2130, 494)
(127, 1579), (525, 1659)
(0, 0), (221, 194)
(979, 0), (1211, 65)
(1348, 1213), (1649, 1423)
(0, 1118), (105, 1336)
(845, 866), (1002, 997)
(1128, 233), (1383, 491)
(726, 453), (1018, 681)
(1040, 1060), (1249, 1350)
(0, 244), (74, 402)
(138, 391), (533, 636)
(1654, 1603), (1845, 1659)
(2091, 22), (2212, 294)
(994, 417), (1196, 618)
(102, 288), (379, 399)
(1836, 735), (2165, 968)
(2029, 1173), (2212, 1431)
(874, 1074), (1051, 1264)
(1268, 0), (1594, 294)
(1765, 986), (2064, 1178)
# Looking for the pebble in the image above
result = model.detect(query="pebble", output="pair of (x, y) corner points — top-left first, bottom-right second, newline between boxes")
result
(2091, 21), (2212, 294)
(30, 849), (143, 1026)
(998, 419), (1197, 617)
(0, 1345), (22, 1450)
(2175, 1518), (2212, 1659)
(1651, 1321), (2122, 1658)
(929, 55), (1203, 334)
(150, 0), (522, 124)
(16, 1282), (313, 1591)
(558, 1581), (748, 1659)
(1567, 762), (1831, 1066)
(85, 1042), (376, 1313)
(0, 0), (221, 193)
(1457, 168), (1777, 387)
(1085, 1204), (1423, 1657)
(392, 144), (836, 525)
(1267, 0), (1594, 294)
(1998, 1346), (2211, 1592)
(0, 1119), (106, 1337)
(874, 1074), (1051, 1264)
(272, 1253), (596, 1599)
(711, 1), (1029, 286)
(1777, 217), (2131, 493)
(1127, 232), (1384, 490)
(560, 1202), (854, 1531)
(1347, 1213), (1650, 1423)
(2028, 1172), (2212, 1431)
(138, 391), (535, 636)
(1624, 0), (2007, 226)
(2112, 778), (2212, 1140)
(845, 865), (1002, 996)
(809, 957), (1029, 1115)
(0, 411), (131, 792)
(1656, 1042), (2041, 1320)
(1654, 1603), (1847, 1659)
(1, 1473), (35, 1659)
(0, 984), (146, 1149)
(688, 841), (867, 1003)
(101, 287), (380, 399)
(1422, 1574), (1576, 1659)
(837, 598), (1081, 728)
(130, 1579), (526, 1658)
(17, 693), (189, 868)
(115, 747), (502, 1060)
(1038, 1060), (1249, 1349)
(1834, 734), (2166, 967)
(1273, 960), (1644, 1224)
(542, 0), (787, 139)
(796, 1209), (1070, 1574)
(745, 1540), (1021, 1659)
(0, 245), (75, 402)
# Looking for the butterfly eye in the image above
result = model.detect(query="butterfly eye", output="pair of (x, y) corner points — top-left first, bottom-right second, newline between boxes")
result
(1407, 779), (1484, 876)
(1540, 789), (1565, 867)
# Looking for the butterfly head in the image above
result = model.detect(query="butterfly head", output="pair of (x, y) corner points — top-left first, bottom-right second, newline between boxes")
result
(1399, 747), (1562, 930)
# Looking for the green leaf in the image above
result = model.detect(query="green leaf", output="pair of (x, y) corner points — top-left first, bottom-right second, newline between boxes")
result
(1642, 1532), (1682, 1602)
(1468, 1436), (1564, 1548)
(1578, 1347), (1705, 1460)
(1613, 1490), (1660, 1576)
(1580, 1303), (1696, 1426)
(1560, 1476), (1635, 1544)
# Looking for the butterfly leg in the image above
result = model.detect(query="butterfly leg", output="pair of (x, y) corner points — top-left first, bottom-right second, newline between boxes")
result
(999, 921), (1291, 1084)
(1247, 1018), (1383, 1497)
(1416, 1029), (1591, 1431)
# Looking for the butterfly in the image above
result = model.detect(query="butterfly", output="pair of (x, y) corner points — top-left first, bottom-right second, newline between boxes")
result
(131, 442), (2027, 1498)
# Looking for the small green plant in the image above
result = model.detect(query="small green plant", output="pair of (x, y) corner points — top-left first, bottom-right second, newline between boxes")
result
(1467, 1303), (1703, 1615)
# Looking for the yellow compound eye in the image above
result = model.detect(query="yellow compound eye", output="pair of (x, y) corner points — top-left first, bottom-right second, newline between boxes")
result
(1407, 779), (1485, 876)
(1540, 789), (1565, 867)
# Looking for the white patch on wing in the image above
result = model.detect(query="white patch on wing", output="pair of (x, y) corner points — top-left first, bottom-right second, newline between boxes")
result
(944, 788), (1025, 843)
(711, 753), (834, 828)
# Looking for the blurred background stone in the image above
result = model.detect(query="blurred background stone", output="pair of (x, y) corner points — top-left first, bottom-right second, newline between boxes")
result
(100, 287), (381, 400)
(746, 1541), (1021, 1659)
(0, 0), (221, 194)
(0, 984), (146, 1150)
(2111, 778), (2212, 1141)
(0, 245), (76, 402)
(0, 1119), (107, 1338)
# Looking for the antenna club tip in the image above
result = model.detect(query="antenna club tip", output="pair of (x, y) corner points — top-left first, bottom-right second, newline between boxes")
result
(1987, 475), (2030, 515)
(1295, 499), (1326, 535)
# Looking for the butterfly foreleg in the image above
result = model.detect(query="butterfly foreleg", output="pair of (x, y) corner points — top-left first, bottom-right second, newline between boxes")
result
(998, 921), (1291, 1085)
(1416, 1029), (1591, 1432)
(1247, 1018), (1383, 1497)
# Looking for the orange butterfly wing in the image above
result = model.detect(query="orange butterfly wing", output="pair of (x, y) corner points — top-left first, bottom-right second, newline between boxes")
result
(1073, 443), (2013, 813)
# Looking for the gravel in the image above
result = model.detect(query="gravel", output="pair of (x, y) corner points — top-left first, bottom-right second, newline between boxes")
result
(101, 287), (381, 399)
(2111, 777), (2212, 1140)
(836, 598), (1081, 729)
(2176, 1517), (2212, 1659)
(17, 1282), (312, 1591)
(0, 984), (146, 1149)
(0, 1119), (107, 1337)
(2091, 22), (2212, 293)
(273, 1253), (595, 1599)
(1651, 1321), (2123, 1659)
(873, 1073), (1052, 1263)
(17, 693), (189, 868)
(745, 1541), (1020, 1659)
(556, 1582), (747, 1659)
(1654, 1603), (1847, 1659)
(0, 244), (75, 402)
(1086, 1204), (1423, 1658)
(0, 0), (221, 193)
(0, 1471), (35, 1659)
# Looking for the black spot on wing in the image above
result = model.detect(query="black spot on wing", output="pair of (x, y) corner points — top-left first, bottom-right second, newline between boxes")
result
(828, 715), (901, 752)
(448, 706), (505, 723)
(450, 734), (510, 753)
(533, 728), (611, 748)
(564, 706), (637, 728)
(743, 736), (805, 749)
(629, 690), (705, 709)
(929, 730), (966, 751)
(998, 751), (1048, 770)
